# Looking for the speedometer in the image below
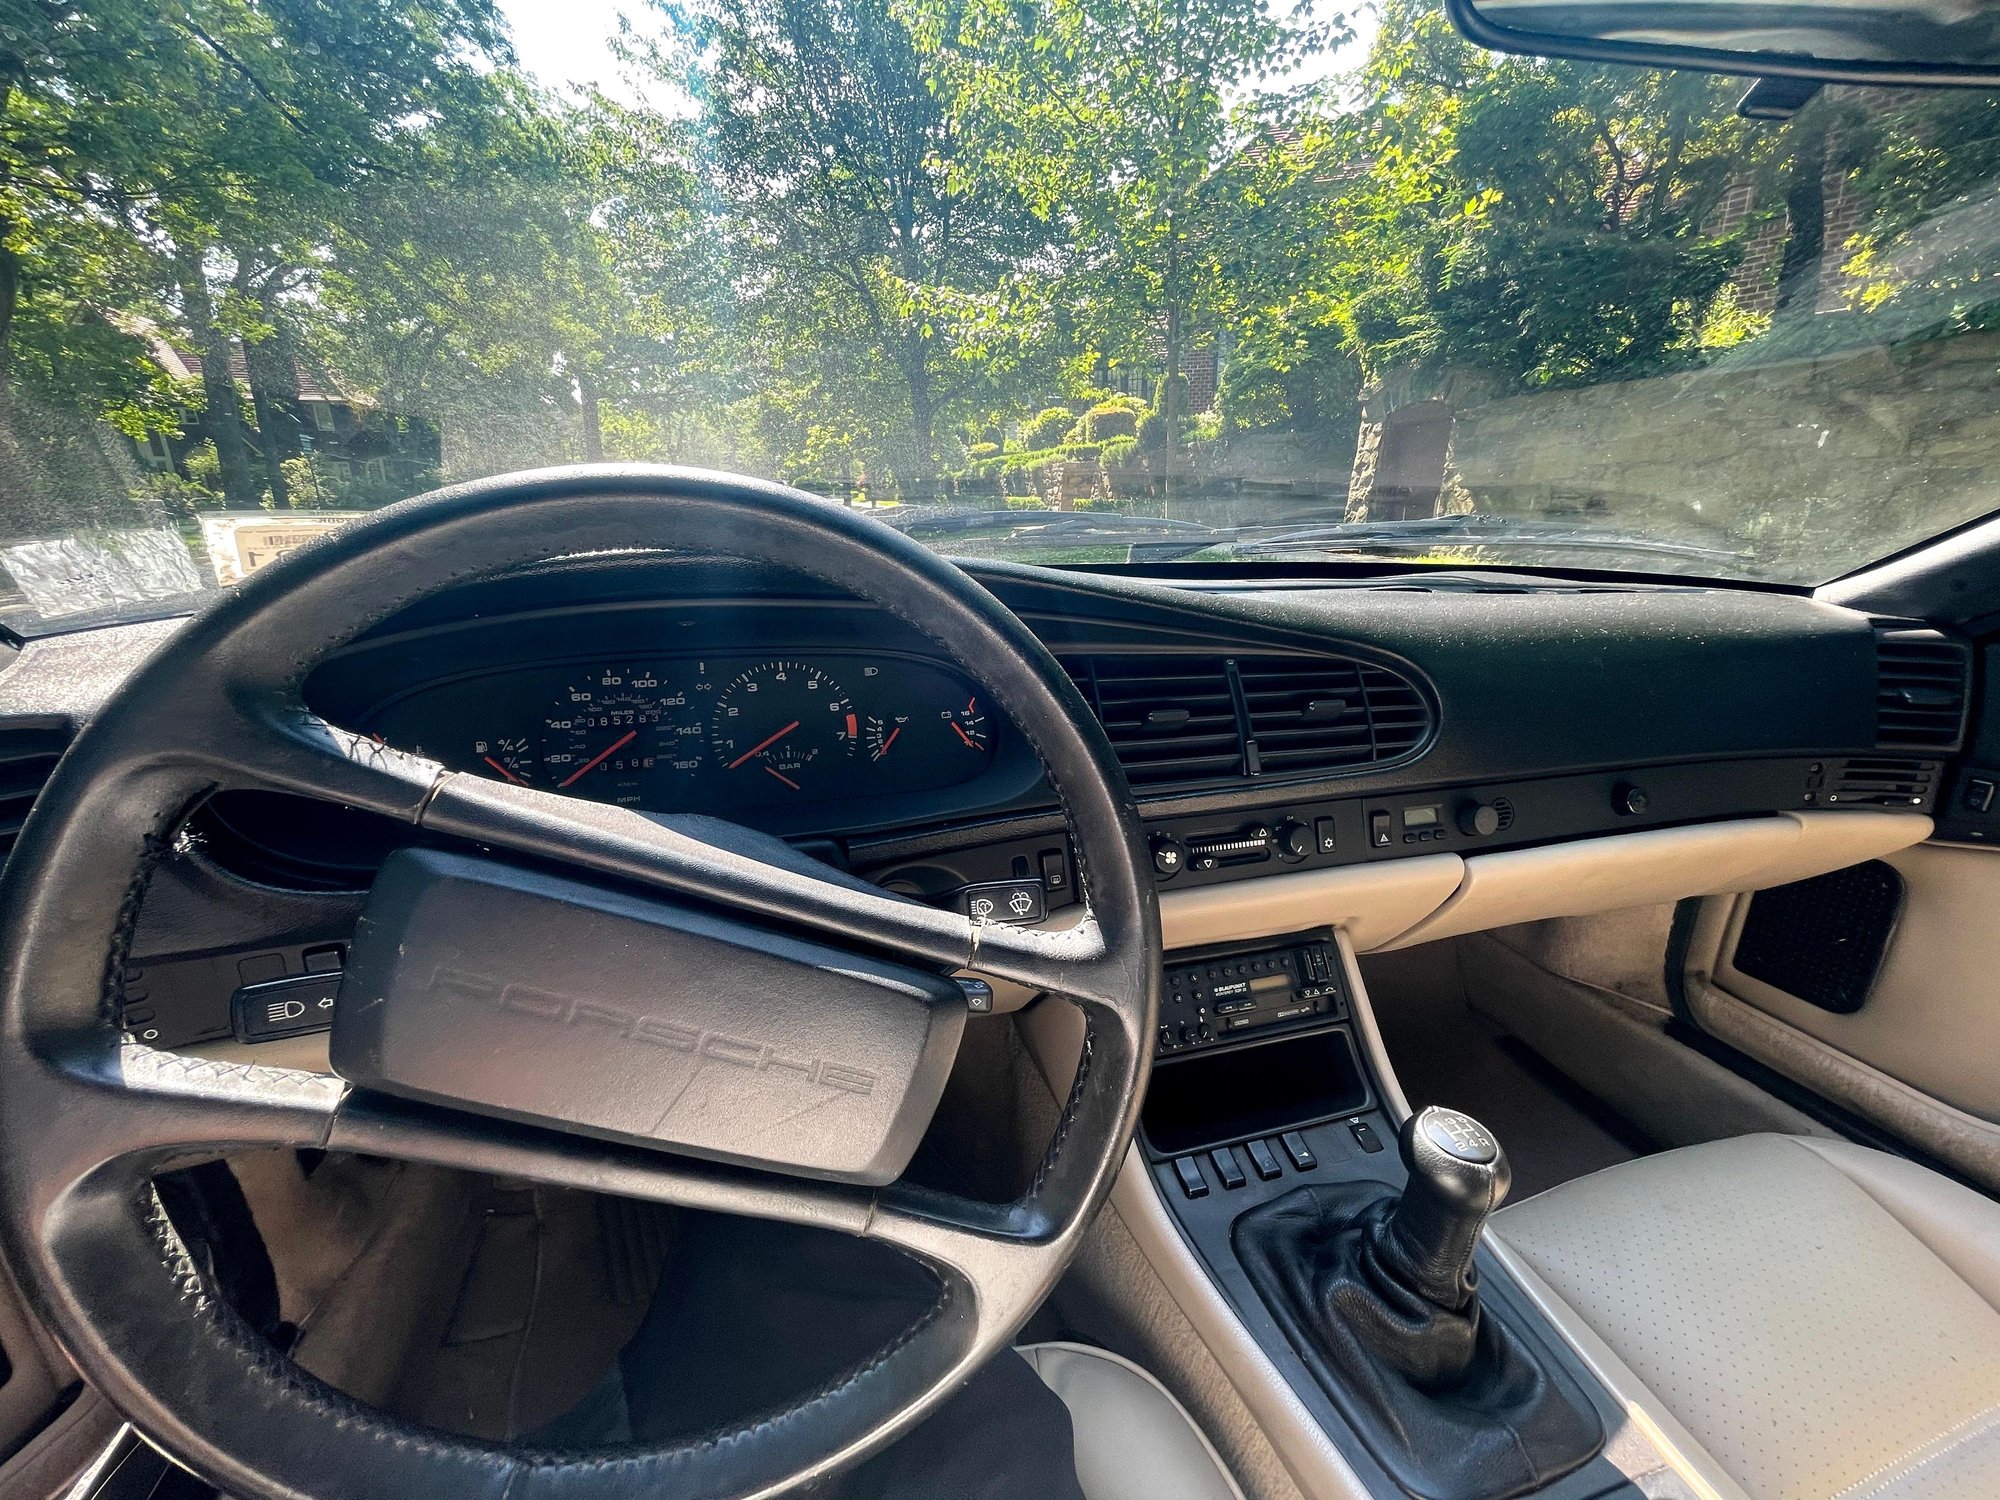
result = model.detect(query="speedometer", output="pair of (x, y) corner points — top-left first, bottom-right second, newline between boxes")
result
(541, 665), (705, 804)
(710, 660), (857, 796)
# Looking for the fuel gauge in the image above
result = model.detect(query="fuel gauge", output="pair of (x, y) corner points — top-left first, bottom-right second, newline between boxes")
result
(474, 735), (537, 786)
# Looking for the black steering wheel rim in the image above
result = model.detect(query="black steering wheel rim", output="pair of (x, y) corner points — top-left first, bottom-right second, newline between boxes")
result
(0, 465), (1160, 1500)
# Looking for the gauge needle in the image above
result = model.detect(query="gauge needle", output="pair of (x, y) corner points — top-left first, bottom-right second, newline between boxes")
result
(726, 719), (799, 770)
(951, 721), (979, 748)
(876, 725), (901, 757)
(481, 755), (523, 785)
(763, 765), (801, 790)
(560, 729), (637, 787)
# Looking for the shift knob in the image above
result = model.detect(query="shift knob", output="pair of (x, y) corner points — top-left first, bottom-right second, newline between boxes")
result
(1380, 1107), (1511, 1309)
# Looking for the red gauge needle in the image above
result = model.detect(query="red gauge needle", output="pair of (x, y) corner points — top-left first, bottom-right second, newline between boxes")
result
(726, 719), (800, 770)
(560, 729), (637, 787)
(951, 721), (979, 748)
(763, 765), (801, 790)
(876, 725), (901, 757)
(481, 755), (523, 785)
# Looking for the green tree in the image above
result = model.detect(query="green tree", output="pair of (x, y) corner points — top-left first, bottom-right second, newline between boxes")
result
(948, 0), (1336, 440)
(661, 0), (1051, 494)
(1322, 0), (1755, 393)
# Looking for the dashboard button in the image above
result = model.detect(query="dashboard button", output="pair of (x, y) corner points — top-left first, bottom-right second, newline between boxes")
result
(1174, 1156), (1209, 1199)
(1246, 1138), (1284, 1180)
(1315, 816), (1338, 853)
(233, 972), (340, 1042)
(1038, 847), (1070, 893)
(1369, 811), (1393, 847)
(1281, 1131), (1318, 1170)
(1210, 1148), (1247, 1190)
(1613, 782), (1650, 816)
(958, 880), (1045, 924)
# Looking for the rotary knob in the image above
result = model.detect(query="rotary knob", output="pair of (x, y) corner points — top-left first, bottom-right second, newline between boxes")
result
(1613, 783), (1650, 817)
(1275, 819), (1313, 861)
(1150, 834), (1188, 878)
(1457, 800), (1502, 837)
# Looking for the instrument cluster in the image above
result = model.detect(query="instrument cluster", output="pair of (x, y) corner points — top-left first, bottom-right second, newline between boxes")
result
(365, 652), (1000, 815)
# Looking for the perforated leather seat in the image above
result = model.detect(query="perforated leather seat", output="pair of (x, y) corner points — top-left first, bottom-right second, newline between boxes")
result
(1019, 1342), (1246, 1500)
(1492, 1134), (2000, 1500)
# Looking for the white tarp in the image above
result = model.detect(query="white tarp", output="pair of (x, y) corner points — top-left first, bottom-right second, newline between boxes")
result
(0, 527), (207, 621)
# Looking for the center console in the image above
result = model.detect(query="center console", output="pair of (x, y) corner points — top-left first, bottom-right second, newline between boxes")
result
(1137, 930), (1648, 1500)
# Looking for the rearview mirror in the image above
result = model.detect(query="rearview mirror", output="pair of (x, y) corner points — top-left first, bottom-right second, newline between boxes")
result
(1444, 0), (2000, 87)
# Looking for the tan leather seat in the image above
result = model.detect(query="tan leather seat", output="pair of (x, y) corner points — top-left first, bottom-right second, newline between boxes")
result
(1492, 1134), (2000, 1500)
(1018, 1342), (1245, 1500)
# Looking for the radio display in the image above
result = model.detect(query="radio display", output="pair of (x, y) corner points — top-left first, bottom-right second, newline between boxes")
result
(1403, 804), (1441, 830)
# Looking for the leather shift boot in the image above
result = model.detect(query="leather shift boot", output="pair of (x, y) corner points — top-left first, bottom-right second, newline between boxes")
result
(1234, 1181), (1603, 1500)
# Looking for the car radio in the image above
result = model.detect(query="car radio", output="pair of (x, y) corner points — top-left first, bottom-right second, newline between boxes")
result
(1156, 935), (1347, 1056)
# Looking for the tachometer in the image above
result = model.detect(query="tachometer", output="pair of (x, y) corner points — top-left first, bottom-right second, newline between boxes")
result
(710, 660), (856, 795)
(542, 665), (705, 804)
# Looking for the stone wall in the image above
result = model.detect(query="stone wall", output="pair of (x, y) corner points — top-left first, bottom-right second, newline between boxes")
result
(1419, 330), (2000, 574)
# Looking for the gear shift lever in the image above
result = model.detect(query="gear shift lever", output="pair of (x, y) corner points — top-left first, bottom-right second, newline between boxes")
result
(1233, 1106), (1601, 1499)
(1375, 1107), (1512, 1311)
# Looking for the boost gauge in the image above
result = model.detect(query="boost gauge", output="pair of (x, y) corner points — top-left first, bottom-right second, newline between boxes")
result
(711, 660), (857, 795)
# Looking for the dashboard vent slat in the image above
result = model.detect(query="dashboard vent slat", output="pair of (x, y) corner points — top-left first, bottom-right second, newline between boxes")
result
(1065, 656), (1242, 788)
(0, 727), (70, 873)
(1240, 656), (1433, 774)
(1874, 627), (1971, 751)
(1828, 756), (1939, 807)
(1063, 649), (1433, 791)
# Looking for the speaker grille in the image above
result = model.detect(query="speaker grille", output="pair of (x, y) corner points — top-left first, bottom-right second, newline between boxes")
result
(1733, 860), (1904, 1014)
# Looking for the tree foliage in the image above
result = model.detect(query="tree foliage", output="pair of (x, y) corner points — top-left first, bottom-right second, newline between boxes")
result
(0, 0), (1990, 533)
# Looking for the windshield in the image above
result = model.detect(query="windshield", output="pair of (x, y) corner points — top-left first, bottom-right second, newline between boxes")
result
(1, 0), (1996, 631)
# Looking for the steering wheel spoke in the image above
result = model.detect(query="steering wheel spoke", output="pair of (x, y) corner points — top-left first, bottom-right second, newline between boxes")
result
(11, 1040), (342, 1208)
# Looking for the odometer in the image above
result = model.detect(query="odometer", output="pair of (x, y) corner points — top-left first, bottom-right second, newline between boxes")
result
(710, 660), (857, 797)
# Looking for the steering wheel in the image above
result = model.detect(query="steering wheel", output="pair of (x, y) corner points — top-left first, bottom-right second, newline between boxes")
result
(0, 467), (1161, 1499)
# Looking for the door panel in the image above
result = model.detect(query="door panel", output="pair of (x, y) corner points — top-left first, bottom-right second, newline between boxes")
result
(1712, 843), (2000, 1122)
(1685, 841), (2000, 1190)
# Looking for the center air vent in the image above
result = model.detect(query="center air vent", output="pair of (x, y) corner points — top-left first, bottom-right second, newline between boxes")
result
(1237, 655), (1432, 774)
(0, 726), (70, 873)
(1064, 656), (1241, 788)
(1062, 648), (1433, 792)
(1874, 626), (1971, 751)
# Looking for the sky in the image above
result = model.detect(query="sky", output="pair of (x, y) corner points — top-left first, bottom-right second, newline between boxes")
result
(495, 0), (1382, 109)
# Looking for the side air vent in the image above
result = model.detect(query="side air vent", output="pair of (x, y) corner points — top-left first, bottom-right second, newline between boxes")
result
(1237, 655), (1433, 774)
(0, 726), (70, 873)
(1062, 648), (1434, 791)
(1827, 756), (1939, 807)
(1064, 656), (1242, 788)
(1874, 626), (1971, 751)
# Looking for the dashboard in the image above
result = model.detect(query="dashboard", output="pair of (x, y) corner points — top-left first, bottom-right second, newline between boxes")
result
(0, 551), (1970, 1055)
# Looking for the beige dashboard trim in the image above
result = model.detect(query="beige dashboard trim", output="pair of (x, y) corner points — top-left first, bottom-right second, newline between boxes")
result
(1160, 854), (1463, 954)
(1379, 810), (1931, 951)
